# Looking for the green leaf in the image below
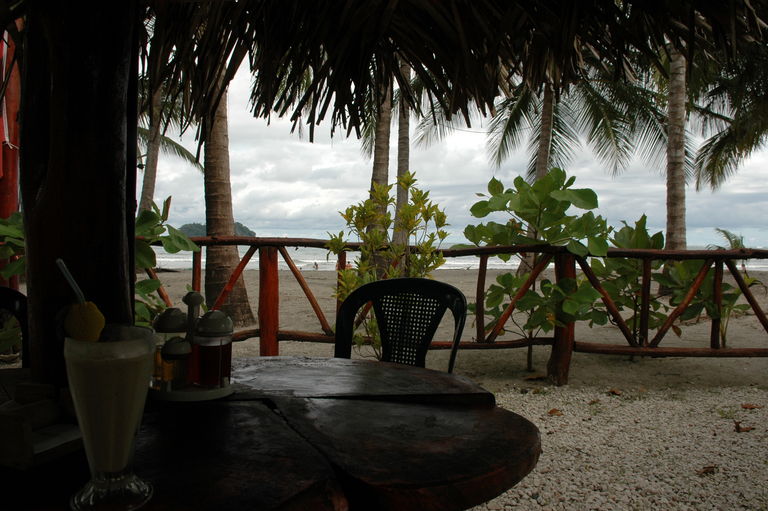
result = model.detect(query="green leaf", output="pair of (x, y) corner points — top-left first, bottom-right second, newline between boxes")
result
(0, 258), (24, 279)
(135, 240), (157, 269)
(566, 240), (589, 257)
(165, 225), (200, 252)
(470, 200), (491, 218)
(161, 197), (172, 222)
(587, 237), (609, 257)
(463, 225), (482, 245)
(135, 278), (163, 296)
(562, 299), (579, 315)
(487, 194), (510, 211)
(135, 209), (162, 237)
(487, 177), (504, 196)
(550, 188), (598, 210)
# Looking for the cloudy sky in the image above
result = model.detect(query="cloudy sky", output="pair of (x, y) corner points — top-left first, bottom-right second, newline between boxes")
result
(153, 71), (768, 249)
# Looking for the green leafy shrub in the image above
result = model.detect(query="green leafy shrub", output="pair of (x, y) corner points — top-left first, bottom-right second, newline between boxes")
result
(326, 172), (448, 356)
(134, 198), (199, 326)
(653, 260), (761, 343)
(589, 215), (670, 339)
(462, 168), (609, 258)
(0, 212), (25, 280)
(463, 168), (608, 339)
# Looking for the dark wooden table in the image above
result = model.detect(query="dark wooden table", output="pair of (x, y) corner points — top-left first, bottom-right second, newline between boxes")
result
(4, 357), (541, 511)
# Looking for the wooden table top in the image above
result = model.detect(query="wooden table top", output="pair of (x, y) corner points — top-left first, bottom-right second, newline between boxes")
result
(3, 357), (541, 511)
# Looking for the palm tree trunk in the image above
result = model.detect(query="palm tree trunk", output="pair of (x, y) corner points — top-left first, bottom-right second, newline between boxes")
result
(519, 83), (555, 275)
(393, 63), (410, 250)
(370, 83), (392, 195)
(665, 48), (687, 250)
(204, 87), (255, 326)
(139, 86), (163, 212)
(368, 82), (392, 275)
(534, 83), (555, 181)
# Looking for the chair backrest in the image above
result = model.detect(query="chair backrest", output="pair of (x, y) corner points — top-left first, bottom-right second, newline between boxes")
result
(334, 278), (467, 373)
(0, 287), (29, 368)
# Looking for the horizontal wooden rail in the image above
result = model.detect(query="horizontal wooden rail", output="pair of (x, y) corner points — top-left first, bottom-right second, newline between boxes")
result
(574, 342), (768, 357)
(147, 237), (768, 386)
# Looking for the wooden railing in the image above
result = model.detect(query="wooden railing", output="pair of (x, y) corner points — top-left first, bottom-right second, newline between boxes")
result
(157, 237), (768, 385)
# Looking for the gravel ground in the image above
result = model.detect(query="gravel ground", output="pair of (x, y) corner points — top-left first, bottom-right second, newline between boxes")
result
(472, 384), (768, 511)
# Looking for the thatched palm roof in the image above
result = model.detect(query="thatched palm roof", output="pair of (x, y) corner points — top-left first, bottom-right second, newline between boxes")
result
(137, 1), (765, 142)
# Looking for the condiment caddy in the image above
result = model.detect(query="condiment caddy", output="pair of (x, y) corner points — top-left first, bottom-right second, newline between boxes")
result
(150, 292), (234, 401)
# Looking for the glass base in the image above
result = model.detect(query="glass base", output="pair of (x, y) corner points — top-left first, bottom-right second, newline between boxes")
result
(70, 470), (153, 511)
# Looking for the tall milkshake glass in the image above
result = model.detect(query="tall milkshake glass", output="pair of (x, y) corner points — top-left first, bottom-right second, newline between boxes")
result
(64, 325), (155, 511)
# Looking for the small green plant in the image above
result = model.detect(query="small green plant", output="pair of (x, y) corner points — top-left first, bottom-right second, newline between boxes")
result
(462, 168), (608, 339)
(653, 259), (759, 344)
(0, 212), (25, 279)
(134, 198), (199, 326)
(326, 172), (448, 357)
(589, 215), (670, 340)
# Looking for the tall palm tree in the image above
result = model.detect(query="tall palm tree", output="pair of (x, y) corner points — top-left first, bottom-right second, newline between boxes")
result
(370, 82), (392, 199)
(361, 64), (414, 246)
(393, 61), (411, 247)
(203, 84), (255, 326)
(664, 48), (688, 250)
(485, 64), (655, 182)
(137, 80), (202, 213)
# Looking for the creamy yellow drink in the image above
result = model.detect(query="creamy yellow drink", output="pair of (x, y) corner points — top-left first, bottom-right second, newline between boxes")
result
(64, 329), (154, 474)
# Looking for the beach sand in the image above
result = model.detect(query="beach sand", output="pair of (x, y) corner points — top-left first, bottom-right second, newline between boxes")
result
(153, 267), (768, 392)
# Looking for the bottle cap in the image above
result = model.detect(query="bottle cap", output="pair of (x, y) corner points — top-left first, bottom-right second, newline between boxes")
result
(195, 310), (234, 337)
(153, 307), (187, 333)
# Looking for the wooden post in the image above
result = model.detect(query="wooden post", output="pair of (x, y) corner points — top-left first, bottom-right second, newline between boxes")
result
(476, 255), (488, 342)
(192, 250), (202, 292)
(547, 253), (576, 386)
(259, 246), (279, 356)
(640, 259), (651, 346)
(711, 260), (723, 349)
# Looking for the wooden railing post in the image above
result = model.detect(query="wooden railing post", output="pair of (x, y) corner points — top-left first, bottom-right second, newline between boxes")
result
(476, 255), (488, 342)
(192, 250), (202, 292)
(547, 253), (576, 385)
(259, 246), (279, 356)
(711, 261), (723, 349)
(336, 252), (346, 313)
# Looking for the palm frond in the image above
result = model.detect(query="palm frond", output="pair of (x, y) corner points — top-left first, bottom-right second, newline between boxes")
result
(486, 85), (536, 168)
(694, 117), (767, 189)
(142, 1), (765, 147)
(707, 228), (745, 250)
(137, 126), (203, 170)
(572, 78), (634, 175)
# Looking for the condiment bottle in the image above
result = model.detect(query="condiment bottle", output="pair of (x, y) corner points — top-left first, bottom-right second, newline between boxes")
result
(191, 310), (234, 388)
(152, 307), (186, 390)
(161, 336), (192, 390)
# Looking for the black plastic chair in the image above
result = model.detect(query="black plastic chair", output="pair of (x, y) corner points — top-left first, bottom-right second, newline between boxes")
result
(0, 286), (29, 368)
(334, 278), (467, 373)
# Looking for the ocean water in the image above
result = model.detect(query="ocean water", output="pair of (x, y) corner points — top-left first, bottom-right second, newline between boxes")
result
(154, 246), (516, 271)
(153, 246), (768, 272)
